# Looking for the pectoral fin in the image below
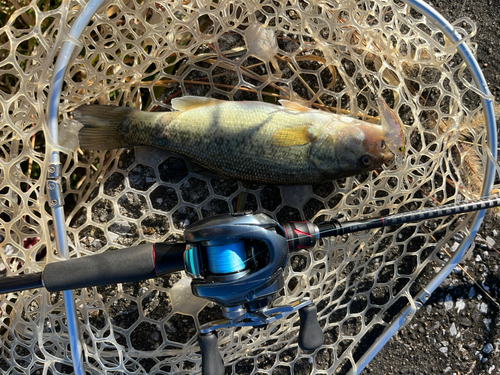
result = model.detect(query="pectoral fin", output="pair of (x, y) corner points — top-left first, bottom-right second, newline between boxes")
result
(271, 126), (317, 146)
(171, 96), (224, 111)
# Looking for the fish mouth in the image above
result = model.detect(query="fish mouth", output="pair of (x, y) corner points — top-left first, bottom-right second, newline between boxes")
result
(357, 124), (394, 163)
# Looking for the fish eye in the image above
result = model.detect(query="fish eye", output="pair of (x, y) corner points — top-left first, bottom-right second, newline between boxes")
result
(398, 146), (405, 153)
(361, 155), (371, 166)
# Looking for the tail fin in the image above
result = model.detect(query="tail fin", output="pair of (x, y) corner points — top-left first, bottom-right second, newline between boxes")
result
(74, 105), (134, 150)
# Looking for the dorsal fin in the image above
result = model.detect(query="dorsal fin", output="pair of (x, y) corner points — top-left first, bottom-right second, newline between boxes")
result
(278, 99), (311, 112)
(171, 96), (224, 111)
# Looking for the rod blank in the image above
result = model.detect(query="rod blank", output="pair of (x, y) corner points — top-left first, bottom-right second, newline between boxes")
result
(317, 195), (500, 238)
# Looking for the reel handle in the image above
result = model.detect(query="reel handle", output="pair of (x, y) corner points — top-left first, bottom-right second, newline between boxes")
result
(198, 332), (225, 375)
(298, 304), (324, 350)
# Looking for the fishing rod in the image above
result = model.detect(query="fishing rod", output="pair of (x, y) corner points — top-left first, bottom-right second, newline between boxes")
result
(1, 194), (499, 375)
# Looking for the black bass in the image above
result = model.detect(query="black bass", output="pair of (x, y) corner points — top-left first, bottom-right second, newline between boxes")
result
(75, 96), (401, 185)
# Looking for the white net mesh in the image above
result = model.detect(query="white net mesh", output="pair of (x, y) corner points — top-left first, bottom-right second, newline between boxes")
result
(0, 0), (493, 373)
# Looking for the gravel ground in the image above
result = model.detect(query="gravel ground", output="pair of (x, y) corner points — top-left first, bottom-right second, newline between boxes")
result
(362, 1), (500, 374)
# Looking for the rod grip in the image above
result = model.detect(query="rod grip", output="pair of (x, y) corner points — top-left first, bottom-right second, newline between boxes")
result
(43, 243), (175, 292)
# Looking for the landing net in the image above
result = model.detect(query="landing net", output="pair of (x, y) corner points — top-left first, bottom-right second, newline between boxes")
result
(0, 0), (495, 373)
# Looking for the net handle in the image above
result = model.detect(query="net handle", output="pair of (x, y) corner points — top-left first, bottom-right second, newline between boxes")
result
(46, 0), (108, 373)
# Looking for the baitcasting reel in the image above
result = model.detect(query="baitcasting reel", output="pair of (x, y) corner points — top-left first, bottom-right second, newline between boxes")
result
(0, 212), (325, 375)
(183, 212), (324, 374)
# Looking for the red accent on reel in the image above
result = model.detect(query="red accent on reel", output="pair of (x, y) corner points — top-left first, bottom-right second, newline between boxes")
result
(293, 228), (311, 237)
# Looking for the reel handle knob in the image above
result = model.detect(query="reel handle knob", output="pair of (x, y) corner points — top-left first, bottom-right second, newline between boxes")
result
(298, 304), (324, 351)
(198, 332), (225, 375)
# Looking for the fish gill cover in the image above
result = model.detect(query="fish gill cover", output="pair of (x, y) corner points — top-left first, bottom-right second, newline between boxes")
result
(0, 0), (494, 373)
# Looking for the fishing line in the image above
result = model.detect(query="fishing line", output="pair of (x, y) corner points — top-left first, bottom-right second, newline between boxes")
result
(204, 242), (272, 274)
(205, 242), (246, 273)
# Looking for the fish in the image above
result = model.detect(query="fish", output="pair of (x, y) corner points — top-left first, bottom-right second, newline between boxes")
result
(74, 96), (399, 185)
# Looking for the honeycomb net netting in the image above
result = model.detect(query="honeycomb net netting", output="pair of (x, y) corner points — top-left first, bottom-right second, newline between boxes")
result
(0, 0), (494, 373)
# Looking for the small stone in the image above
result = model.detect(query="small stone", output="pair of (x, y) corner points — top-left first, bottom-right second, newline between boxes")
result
(486, 236), (496, 246)
(456, 298), (465, 313)
(112, 220), (132, 234)
(468, 287), (476, 299)
(484, 318), (492, 331)
(450, 323), (457, 336)
(483, 343), (494, 354)
(91, 239), (102, 250)
(431, 321), (440, 331)
(444, 294), (453, 310)
(479, 302), (488, 313)
(450, 242), (459, 252)
(439, 346), (448, 354)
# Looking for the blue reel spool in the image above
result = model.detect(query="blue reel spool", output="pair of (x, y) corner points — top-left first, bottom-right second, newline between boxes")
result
(205, 241), (246, 274)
